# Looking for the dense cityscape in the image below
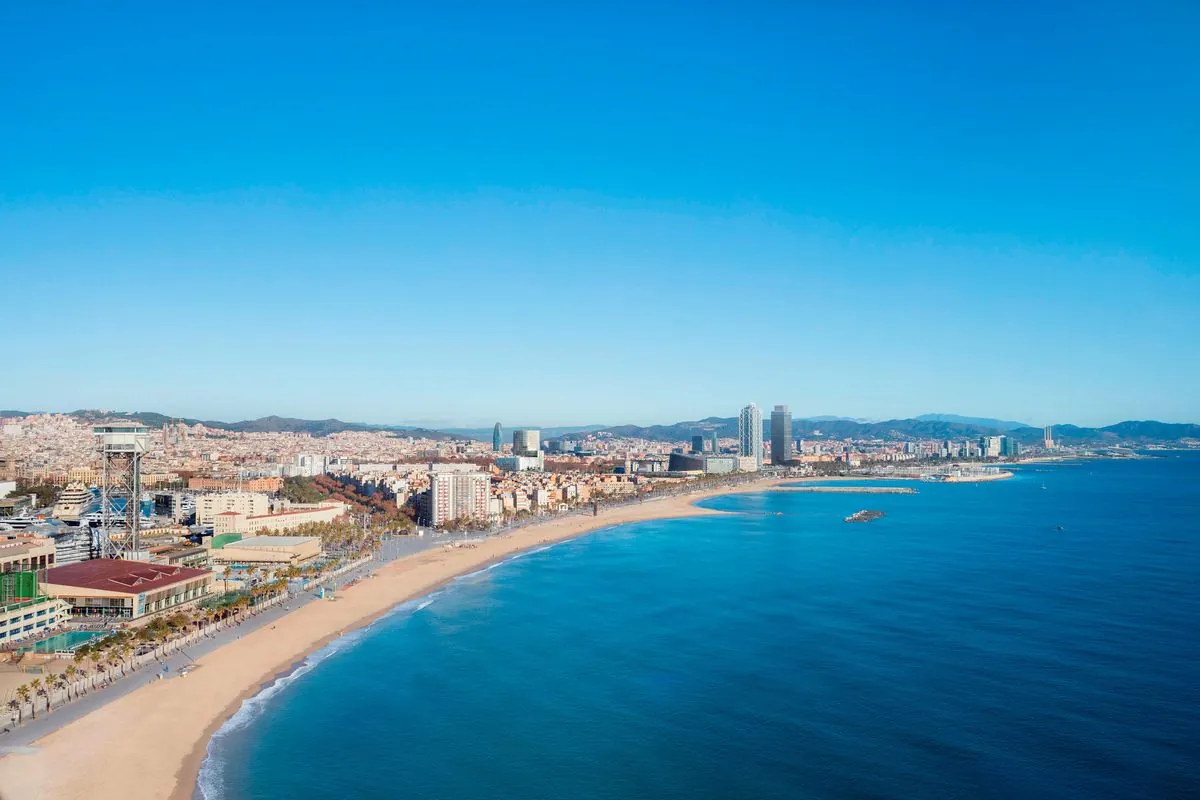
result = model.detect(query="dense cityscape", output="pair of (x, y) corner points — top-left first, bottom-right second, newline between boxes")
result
(0, 398), (1156, 692)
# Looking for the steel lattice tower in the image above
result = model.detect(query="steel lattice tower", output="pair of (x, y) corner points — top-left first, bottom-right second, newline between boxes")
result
(95, 423), (151, 559)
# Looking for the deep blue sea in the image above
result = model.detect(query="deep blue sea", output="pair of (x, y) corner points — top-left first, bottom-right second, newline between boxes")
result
(200, 453), (1200, 799)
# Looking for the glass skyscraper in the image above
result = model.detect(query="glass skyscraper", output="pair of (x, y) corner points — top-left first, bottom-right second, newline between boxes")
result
(492, 423), (503, 452)
(771, 405), (792, 465)
(738, 403), (763, 468)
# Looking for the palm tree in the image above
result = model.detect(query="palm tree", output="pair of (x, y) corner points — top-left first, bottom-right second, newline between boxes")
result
(88, 650), (103, 687)
(15, 685), (31, 720)
(64, 664), (79, 700)
(7, 697), (20, 725)
(51, 674), (67, 709)
(28, 680), (42, 718)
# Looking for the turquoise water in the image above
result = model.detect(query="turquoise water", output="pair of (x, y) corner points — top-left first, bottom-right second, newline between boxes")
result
(19, 629), (107, 654)
(201, 453), (1200, 799)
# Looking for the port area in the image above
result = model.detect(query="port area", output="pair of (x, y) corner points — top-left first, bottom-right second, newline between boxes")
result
(769, 486), (917, 494)
(844, 510), (885, 523)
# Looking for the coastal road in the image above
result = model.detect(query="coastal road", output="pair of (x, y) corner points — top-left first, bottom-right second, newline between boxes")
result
(0, 534), (443, 753)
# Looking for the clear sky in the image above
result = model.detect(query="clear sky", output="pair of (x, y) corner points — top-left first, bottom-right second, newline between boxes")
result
(2, 2), (1197, 428)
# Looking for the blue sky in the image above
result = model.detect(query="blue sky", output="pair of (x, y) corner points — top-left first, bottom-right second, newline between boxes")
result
(1, 2), (1197, 427)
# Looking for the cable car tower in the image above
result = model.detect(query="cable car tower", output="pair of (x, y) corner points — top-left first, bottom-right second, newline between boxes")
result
(95, 423), (151, 559)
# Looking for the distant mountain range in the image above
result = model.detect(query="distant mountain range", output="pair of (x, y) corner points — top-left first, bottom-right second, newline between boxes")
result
(564, 416), (1200, 446)
(913, 413), (1032, 431)
(0, 410), (463, 441)
(2, 409), (1197, 446)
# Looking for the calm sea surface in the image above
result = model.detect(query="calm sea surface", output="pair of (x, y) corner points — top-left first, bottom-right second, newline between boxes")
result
(200, 453), (1200, 799)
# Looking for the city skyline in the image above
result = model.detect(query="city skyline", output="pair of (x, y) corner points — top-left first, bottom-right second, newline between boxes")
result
(2, 4), (1197, 426)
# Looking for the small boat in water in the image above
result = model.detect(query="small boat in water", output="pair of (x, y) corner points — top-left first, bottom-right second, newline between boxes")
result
(844, 510), (884, 523)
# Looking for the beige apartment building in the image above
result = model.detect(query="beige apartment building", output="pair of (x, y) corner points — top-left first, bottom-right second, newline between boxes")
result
(196, 492), (271, 526)
(212, 501), (346, 536)
(188, 477), (282, 492)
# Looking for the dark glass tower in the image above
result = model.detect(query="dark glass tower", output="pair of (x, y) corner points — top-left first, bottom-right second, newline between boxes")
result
(492, 422), (503, 452)
(770, 405), (792, 465)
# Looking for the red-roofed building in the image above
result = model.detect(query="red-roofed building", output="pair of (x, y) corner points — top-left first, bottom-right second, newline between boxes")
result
(41, 559), (215, 620)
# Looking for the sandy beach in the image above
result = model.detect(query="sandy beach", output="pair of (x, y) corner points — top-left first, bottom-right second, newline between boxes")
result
(0, 480), (788, 800)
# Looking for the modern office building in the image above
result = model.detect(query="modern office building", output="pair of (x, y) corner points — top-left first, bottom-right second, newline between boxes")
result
(980, 436), (1004, 458)
(703, 456), (736, 475)
(770, 405), (793, 465)
(1000, 436), (1020, 457)
(667, 453), (706, 472)
(738, 403), (763, 468)
(513, 429), (541, 457)
(496, 455), (544, 472)
(428, 468), (490, 527)
(492, 422), (503, 452)
(691, 435), (706, 454)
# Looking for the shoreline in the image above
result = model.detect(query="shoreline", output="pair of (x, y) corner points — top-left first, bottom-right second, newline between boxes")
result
(0, 477), (792, 800)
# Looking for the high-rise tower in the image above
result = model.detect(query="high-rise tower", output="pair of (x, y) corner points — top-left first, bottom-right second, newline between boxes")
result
(95, 422), (150, 558)
(738, 404), (763, 468)
(770, 405), (793, 465)
(513, 429), (540, 457)
(492, 422), (503, 452)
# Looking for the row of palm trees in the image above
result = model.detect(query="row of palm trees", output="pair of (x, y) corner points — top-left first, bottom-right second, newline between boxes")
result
(8, 652), (129, 724)
(6, 580), (294, 726)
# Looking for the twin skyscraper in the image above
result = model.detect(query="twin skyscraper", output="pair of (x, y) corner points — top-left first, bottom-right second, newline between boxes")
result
(739, 403), (793, 467)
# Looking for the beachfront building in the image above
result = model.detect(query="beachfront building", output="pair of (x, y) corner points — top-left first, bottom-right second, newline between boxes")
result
(196, 491), (270, 526)
(212, 501), (346, 536)
(738, 403), (763, 468)
(428, 466), (490, 526)
(770, 405), (793, 465)
(0, 535), (69, 645)
(210, 535), (322, 567)
(40, 559), (214, 620)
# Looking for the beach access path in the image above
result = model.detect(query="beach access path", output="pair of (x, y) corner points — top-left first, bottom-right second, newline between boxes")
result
(0, 476), (806, 800)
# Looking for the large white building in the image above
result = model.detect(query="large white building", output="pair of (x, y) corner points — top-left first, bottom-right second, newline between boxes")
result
(428, 468), (490, 527)
(196, 492), (271, 526)
(284, 454), (328, 478)
(738, 403), (763, 469)
(496, 454), (544, 472)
